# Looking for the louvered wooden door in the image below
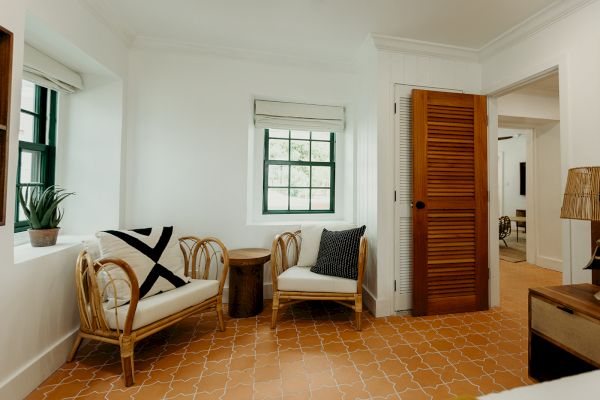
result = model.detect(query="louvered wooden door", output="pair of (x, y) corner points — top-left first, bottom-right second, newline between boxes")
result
(412, 90), (488, 316)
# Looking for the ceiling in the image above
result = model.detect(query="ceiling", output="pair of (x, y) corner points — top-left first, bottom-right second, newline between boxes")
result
(94, 0), (558, 62)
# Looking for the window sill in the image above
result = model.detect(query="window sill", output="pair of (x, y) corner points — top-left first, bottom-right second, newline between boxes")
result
(14, 234), (93, 264)
(247, 219), (353, 227)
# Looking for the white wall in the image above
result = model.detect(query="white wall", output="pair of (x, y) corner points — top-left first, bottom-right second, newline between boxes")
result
(482, 0), (600, 285)
(535, 122), (563, 270)
(57, 73), (124, 234)
(497, 131), (527, 216)
(355, 38), (380, 314)
(0, 0), (128, 398)
(125, 48), (357, 295)
(497, 92), (559, 121)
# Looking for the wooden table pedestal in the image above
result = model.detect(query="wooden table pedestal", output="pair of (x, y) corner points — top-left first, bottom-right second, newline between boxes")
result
(227, 248), (271, 318)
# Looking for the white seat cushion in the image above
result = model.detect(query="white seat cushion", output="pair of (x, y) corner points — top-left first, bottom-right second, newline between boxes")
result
(277, 265), (357, 294)
(103, 279), (219, 330)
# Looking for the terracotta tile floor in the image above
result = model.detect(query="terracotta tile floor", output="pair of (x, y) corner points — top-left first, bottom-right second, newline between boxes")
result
(27, 261), (560, 400)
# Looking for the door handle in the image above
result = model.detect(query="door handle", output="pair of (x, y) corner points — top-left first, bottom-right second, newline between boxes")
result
(415, 201), (426, 210)
(557, 305), (574, 314)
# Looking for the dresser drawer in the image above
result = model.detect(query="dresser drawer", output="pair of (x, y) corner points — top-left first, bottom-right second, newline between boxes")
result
(531, 295), (600, 366)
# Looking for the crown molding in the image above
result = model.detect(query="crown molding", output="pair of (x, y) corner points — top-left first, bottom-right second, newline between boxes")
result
(79, 0), (596, 69)
(79, 0), (136, 47)
(478, 0), (597, 60)
(369, 34), (479, 62)
(132, 36), (357, 74)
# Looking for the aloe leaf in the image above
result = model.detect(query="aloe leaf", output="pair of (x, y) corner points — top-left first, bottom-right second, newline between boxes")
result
(40, 192), (73, 226)
(29, 205), (41, 229)
(22, 185), (74, 229)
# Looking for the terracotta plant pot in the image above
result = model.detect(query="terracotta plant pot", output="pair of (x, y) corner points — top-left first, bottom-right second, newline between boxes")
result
(28, 228), (60, 247)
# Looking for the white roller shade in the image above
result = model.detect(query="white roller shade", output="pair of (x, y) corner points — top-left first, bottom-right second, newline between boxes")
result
(255, 100), (345, 133)
(23, 44), (83, 93)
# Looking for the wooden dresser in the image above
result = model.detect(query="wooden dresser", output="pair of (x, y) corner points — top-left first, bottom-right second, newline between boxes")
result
(529, 284), (600, 381)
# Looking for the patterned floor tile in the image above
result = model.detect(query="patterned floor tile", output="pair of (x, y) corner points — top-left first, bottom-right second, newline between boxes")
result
(26, 260), (559, 399)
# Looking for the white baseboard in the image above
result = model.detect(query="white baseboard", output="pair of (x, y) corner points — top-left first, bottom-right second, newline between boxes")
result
(363, 287), (392, 317)
(0, 328), (79, 400)
(536, 255), (562, 272)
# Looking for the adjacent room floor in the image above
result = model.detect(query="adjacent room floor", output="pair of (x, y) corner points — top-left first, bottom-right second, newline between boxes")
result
(499, 232), (526, 263)
(27, 261), (560, 400)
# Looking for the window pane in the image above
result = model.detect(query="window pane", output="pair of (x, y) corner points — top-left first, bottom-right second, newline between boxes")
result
(290, 165), (309, 187)
(291, 130), (310, 139)
(18, 202), (27, 222)
(268, 165), (289, 187)
(290, 140), (309, 161)
(311, 141), (330, 162)
(311, 166), (331, 188)
(21, 80), (36, 113)
(20, 150), (42, 184)
(311, 189), (330, 210)
(267, 188), (288, 210)
(268, 139), (289, 160)
(290, 188), (309, 210)
(269, 129), (289, 139)
(19, 113), (34, 142)
(312, 131), (331, 141)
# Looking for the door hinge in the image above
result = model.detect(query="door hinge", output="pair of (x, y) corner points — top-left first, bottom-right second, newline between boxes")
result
(394, 102), (397, 114)
(394, 190), (397, 202)
(394, 280), (397, 291)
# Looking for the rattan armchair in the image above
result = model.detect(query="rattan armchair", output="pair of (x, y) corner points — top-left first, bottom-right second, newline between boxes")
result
(68, 236), (229, 386)
(270, 230), (368, 331)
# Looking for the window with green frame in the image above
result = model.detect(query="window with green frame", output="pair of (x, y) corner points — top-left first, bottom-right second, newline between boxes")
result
(15, 80), (57, 232)
(263, 129), (335, 214)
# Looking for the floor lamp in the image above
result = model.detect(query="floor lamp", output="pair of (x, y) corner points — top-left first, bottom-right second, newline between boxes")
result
(560, 166), (600, 298)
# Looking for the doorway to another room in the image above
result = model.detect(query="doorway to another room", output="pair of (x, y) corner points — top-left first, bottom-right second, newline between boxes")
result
(498, 130), (529, 263)
(494, 72), (563, 310)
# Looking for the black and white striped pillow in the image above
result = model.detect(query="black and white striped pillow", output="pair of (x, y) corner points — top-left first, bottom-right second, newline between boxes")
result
(96, 226), (190, 308)
(310, 226), (366, 280)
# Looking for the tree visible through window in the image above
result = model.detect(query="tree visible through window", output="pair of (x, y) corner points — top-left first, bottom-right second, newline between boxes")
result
(15, 80), (57, 232)
(263, 129), (335, 213)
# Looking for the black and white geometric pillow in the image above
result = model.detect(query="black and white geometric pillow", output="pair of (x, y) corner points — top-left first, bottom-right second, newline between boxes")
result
(310, 225), (366, 280)
(96, 226), (189, 308)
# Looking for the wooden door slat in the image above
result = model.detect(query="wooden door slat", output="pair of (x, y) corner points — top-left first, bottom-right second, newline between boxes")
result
(412, 89), (488, 317)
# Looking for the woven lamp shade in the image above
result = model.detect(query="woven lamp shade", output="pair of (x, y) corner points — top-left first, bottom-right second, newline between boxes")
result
(560, 166), (600, 221)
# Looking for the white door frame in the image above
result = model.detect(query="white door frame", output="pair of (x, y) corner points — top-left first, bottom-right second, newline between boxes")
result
(485, 59), (572, 308)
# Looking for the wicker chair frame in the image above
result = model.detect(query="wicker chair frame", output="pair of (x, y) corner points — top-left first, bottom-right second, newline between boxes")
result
(270, 230), (368, 331)
(68, 236), (229, 386)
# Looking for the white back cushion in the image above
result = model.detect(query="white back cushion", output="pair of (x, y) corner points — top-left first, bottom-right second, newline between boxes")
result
(82, 239), (101, 261)
(296, 223), (355, 267)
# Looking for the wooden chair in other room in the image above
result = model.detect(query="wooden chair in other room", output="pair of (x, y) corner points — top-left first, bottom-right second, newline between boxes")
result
(499, 216), (511, 247)
(516, 209), (526, 241)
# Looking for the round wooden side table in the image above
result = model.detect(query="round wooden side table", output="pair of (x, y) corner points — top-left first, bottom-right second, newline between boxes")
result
(227, 248), (271, 318)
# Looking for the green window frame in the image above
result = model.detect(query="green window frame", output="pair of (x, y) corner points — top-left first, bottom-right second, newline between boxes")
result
(15, 82), (57, 232)
(263, 128), (335, 214)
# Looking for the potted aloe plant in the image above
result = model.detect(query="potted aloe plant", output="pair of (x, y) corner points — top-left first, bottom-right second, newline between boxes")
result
(19, 186), (75, 247)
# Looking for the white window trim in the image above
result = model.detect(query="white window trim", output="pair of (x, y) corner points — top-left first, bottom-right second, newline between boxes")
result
(246, 126), (352, 226)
